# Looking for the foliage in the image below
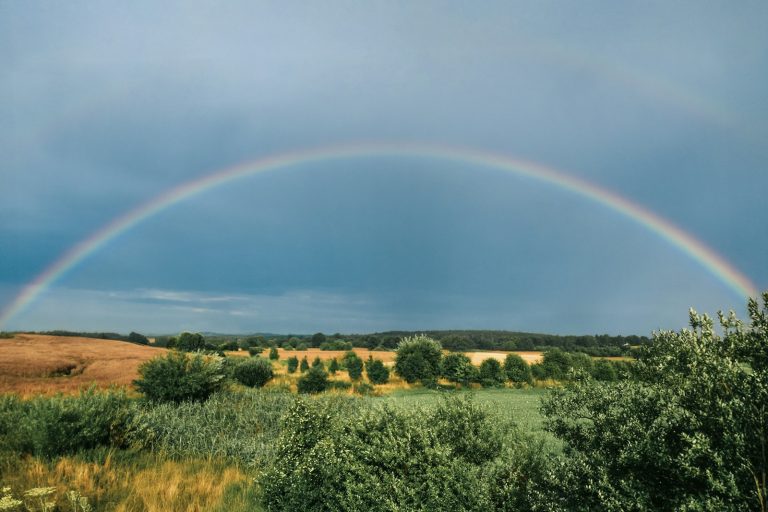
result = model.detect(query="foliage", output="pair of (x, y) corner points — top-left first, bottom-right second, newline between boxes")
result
(344, 351), (364, 380)
(128, 389), (295, 467)
(328, 358), (339, 375)
(590, 359), (618, 381)
(441, 353), (476, 385)
(247, 346), (263, 356)
(299, 357), (309, 372)
(353, 381), (374, 395)
(133, 352), (226, 403)
(0, 388), (131, 458)
(268, 347), (279, 360)
(296, 366), (329, 394)
(311, 357), (323, 368)
(261, 394), (542, 511)
(175, 332), (206, 352)
(503, 353), (532, 385)
(539, 294), (768, 511)
(479, 358), (506, 387)
(232, 357), (274, 388)
(296, 342), (309, 351)
(286, 356), (299, 374)
(319, 339), (353, 350)
(394, 335), (443, 384)
(127, 331), (149, 345)
(365, 357), (390, 384)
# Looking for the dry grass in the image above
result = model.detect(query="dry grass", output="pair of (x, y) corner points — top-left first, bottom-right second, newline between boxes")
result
(0, 334), (167, 397)
(465, 350), (543, 365)
(1, 452), (254, 512)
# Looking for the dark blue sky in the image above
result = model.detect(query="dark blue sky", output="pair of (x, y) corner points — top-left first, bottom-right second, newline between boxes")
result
(2, 1), (767, 335)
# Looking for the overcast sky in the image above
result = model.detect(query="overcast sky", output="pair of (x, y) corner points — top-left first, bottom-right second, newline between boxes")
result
(2, 1), (766, 335)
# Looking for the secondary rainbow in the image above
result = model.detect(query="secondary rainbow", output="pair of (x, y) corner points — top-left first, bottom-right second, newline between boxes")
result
(0, 142), (758, 329)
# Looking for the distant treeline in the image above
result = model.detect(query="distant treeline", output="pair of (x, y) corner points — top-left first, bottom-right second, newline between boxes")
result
(36, 330), (150, 345)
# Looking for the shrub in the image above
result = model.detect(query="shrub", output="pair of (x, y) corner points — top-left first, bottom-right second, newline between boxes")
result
(320, 340), (353, 350)
(233, 357), (274, 388)
(247, 346), (264, 356)
(133, 351), (226, 403)
(311, 357), (324, 368)
(175, 331), (206, 351)
(299, 356), (309, 372)
(328, 358), (339, 375)
(262, 395), (525, 511)
(286, 356), (299, 374)
(128, 331), (149, 344)
(540, 349), (572, 380)
(296, 342), (309, 351)
(343, 351), (363, 380)
(364, 357), (389, 384)
(394, 335), (443, 384)
(479, 358), (506, 387)
(441, 353), (476, 385)
(353, 381), (374, 395)
(503, 353), (533, 386)
(0, 387), (132, 457)
(268, 347), (279, 360)
(297, 365), (329, 394)
(591, 359), (618, 381)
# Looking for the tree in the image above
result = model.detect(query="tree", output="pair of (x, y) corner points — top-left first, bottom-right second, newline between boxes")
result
(540, 349), (571, 379)
(128, 331), (149, 345)
(269, 347), (279, 360)
(478, 358), (506, 387)
(394, 335), (443, 384)
(297, 365), (329, 394)
(175, 331), (205, 352)
(503, 353), (533, 386)
(312, 356), (324, 368)
(328, 358), (339, 375)
(365, 357), (389, 384)
(311, 332), (327, 347)
(344, 351), (363, 380)
(300, 356), (309, 372)
(133, 351), (225, 403)
(287, 356), (299, 374)
(233, 357), (274, 388)
(591, 359), (618, 381)
(539, 294), (768, 511)
(441, 353), (476, 385)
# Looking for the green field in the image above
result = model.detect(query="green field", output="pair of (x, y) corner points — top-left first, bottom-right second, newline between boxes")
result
(380, 387), (553, 441)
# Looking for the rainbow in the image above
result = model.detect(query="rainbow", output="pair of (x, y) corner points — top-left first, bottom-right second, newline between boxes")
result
(0, 142), (758, 329)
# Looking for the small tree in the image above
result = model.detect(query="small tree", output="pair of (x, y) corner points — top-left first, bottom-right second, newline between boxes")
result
(128, 331), (150, 345)
(133, 351), (225, 403)
(287, 356), (299, 374)
(328, 358), (339, 375)
(365, 357), (390, 384)
(176, 331), (206, 352)
(300, 356), (309, 372)
(394, 335), (442, 384)
(312, 357), (324, 368)
(503, 353), (533, 386)
(591, 359), (618, 381)
(344, 351), (363, 380)
(233, 357), (274, 388)
(479, 358), (506, 387)
(269, 347), (279, 360)
(441, 353), (476, 385)
(297, 365), (329, 394)
(248, 346), (264, 356)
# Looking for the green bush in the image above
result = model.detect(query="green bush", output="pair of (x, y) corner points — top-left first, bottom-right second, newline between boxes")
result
(394, 335), (443, 384)
(352, 381), (374, 395)
(343, 351), (363, 380)
(311, 357), (324, 368)
(233, 357), (274, 388)
(503, 353), (533, 386)
(590, 359), (618, 381)
(299, 356), (309, 372)
(441, 353), (476, 385)
(479, 358), (506, 387)
(297, 365), (329, 394)
(268, 347), (279, 360)
(328, 358), (339, 375)
(286, 356), (299, 374)
(0, 387), (132, 457)
(133, 351), (226, 403)
(247, 346), (264, 356)
(364, 357), (389, 384)
(262, 395), (537, 511)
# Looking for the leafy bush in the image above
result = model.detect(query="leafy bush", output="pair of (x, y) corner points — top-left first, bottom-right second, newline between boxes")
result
(364, 357), (389, 384)
(297, 365), (329, 394)
(343, 351), (363, 380)
(127, 331), (149, 345)
(590, 359), (618, 381)
(262, 395), (540, 511)
(299, 356), (309, 372)
(268, 347), (279, 360)
(352, 381), (374, 395)
(479, 358), (506, 387)
(441, 353), (476, 385)
(247, 346), (264, 356)
(233, 357), (274, 388)
(0, 388), (132, 457)
(286, 356), (299, 374)
(539, 296), (768, 511)
(503, 353), (533, 386)
(296, 342), (309, 351)
(319, 340), (353, 350)
(133, 352), (226, 403)
(394, 335), (443, 384)
(175, 332), (206, 351)
(128, 389), (295, 467)
(328, 358), (339, 375)
(311, 357), (324, 368)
